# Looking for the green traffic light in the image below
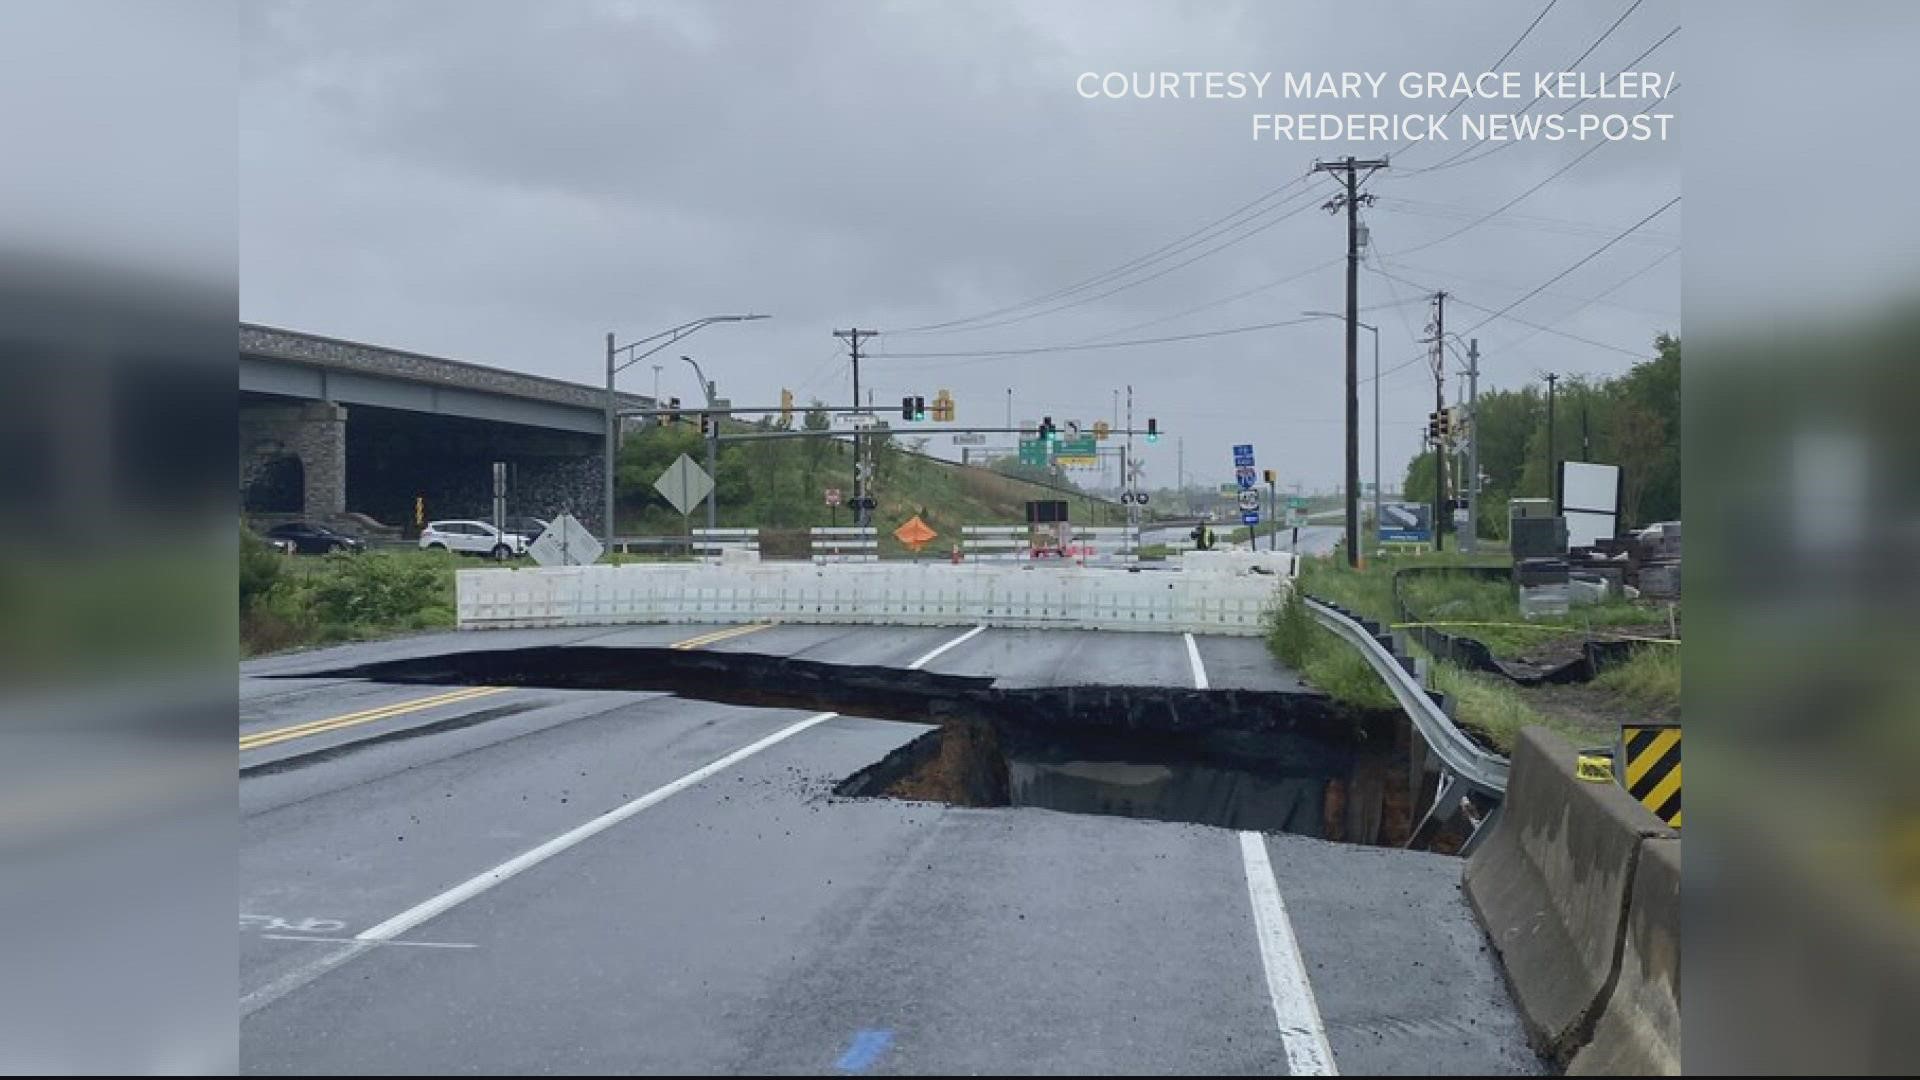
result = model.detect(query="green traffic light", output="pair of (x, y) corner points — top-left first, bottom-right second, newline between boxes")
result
(1146, 433), (1159, 442)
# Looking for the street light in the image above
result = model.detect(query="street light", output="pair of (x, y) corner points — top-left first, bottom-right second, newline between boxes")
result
(1303, 310), (1380, 556)
(605, 314), (768, 542)
(683, 355), (719, 533)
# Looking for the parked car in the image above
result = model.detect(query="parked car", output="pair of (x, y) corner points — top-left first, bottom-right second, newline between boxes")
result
(419, 520), (530, 561)
(505, 516), (551, 541)
(264, 521), (364, 555)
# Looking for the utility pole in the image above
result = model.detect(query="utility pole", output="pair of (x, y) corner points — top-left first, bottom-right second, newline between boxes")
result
(1006, 387), (1012, 430)
(1314, 155), (1389, 567)
(1545, 372), (1560, 506)
(1464, 338), (1481, 554)
(833, 328), (876, 525)
(1436, 290), (1443, 549)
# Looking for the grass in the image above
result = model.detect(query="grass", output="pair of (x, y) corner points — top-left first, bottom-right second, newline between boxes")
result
(242, 534), (458, 656)
(1397, 571), (1663, 658)
(1593, 645), (1682, 715)
(1275, 548), (1671, 753)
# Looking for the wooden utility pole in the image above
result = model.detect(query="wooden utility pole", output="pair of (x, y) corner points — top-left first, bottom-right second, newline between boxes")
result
(1313, 155), (1389, 566)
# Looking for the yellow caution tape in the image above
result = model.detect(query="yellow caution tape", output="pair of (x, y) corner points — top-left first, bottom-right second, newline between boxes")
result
(1576, 754), (1616, 783)
(1389, 621), (1680, 645)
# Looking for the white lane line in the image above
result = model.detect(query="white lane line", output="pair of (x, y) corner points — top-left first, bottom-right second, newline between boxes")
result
(241, 709), (840, 1017)
(359, 710), (840, 943)
(260, 934), (476, 949)
(1238, 831), (1337, 1075)
(1183, 632), (1210, 689)
(907, 625), (987, 671)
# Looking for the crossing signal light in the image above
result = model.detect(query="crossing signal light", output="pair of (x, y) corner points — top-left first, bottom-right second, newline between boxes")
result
(1146, 417), (1159, 442)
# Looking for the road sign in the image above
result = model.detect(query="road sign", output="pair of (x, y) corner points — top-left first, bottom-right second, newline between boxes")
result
(1065, 420), (1081, 438)
(1288, 496), (1308, 510)
(527, 512), (602, 567)
(952, 433), (986, 445)
(1242, 511), (1260, 526)
(1237, 490), (1261, 511)
(1235, 466), (1258, 489)
(1232, 443), (1256, 467)
(653, 453), (714, 517)
(1018, 438), (1048, 466)
(824, 487), (842, 507)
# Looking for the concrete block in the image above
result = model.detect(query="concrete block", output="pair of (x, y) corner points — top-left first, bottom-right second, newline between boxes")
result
(1464, 727), (1676, 1065)
(1569, 837), (1680, 1076)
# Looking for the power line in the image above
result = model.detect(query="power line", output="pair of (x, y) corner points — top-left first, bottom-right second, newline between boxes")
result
(1459, 195), (1681, 338)
(1365, 260), (1659, 358)
(1073, 255), (1346, 344)
(868, 314), (1328, 360)
(1389, 0), (1562, 160)
(886, 180), (1332, 340)
(888, 171), (1317, 334)
(1411, 25), (1681, 176)
(1401, 0), (1650, 176)
(1389, 87), (1679, 258)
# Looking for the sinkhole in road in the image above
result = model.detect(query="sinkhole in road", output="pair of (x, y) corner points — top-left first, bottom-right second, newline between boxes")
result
(283, 643), (1456, 849)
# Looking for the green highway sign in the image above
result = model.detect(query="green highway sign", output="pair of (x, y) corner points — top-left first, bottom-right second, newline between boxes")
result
(1018, 438), (1048, 466)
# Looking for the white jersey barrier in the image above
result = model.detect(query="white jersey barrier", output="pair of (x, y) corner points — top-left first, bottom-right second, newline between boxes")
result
(689, 528), (759, 559)
(810, 526), (877, 563)
(456, 554), (1295, 635)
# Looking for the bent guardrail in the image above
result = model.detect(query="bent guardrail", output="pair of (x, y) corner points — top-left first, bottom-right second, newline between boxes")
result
(1304, 596), (1510, 798)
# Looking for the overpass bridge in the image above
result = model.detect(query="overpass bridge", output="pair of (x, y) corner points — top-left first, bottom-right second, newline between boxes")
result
(239, 324), (648, 534)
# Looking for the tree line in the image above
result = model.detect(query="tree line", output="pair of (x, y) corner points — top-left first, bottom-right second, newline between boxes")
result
(1402, 333), (1679, 537)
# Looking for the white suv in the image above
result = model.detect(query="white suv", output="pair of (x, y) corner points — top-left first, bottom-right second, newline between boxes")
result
(419, 520), (530, 561)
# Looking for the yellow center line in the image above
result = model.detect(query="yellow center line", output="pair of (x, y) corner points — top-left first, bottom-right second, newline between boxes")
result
(669, 623), (774, 650)
(240, 685), (508, 752)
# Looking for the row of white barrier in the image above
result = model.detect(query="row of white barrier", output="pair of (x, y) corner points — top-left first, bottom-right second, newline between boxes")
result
(690, 528), (759, 558)
(457, 556), (1295, 635)
(810, 526), (877, 563)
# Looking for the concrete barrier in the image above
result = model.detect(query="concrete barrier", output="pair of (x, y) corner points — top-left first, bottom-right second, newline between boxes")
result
(1569, 836), (1680, 1075)
(456, 560), (1290, 635)
(1464, 726), (1677, 1065)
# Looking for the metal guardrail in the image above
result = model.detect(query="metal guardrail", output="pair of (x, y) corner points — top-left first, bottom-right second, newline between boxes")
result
(1304, 596), (1509, 797)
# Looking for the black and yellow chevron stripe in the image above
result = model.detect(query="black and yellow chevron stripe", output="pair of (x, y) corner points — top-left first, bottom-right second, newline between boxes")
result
(1621, 723), (1681, 828)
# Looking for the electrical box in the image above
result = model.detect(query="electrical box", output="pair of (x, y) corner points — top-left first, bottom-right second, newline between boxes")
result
(1509, 498), (1555, 521)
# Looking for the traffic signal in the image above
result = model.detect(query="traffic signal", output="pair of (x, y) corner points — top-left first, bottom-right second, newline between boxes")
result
(1263, 469), (1276, 484)
(1040, 416), (1056, 441)
(700, 412), (714, 437)
(1146, 417), (1159, 442)
(780, 388), (794, 428)
(1427, 410), (1445, 443)
(914, 396), (927, 421)
(902, 396), (915, 421)
(667, 396), (682, 424)
(932, 389), (954, 422)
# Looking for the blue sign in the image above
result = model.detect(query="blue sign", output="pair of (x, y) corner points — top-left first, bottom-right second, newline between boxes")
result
(1233, 443), (1256, 467)
(1377, 501), (1433, 543)
(1242, 511), (1261, 526)
(1235, 466), (1257, 489)
(1232, 444), (1254, 457)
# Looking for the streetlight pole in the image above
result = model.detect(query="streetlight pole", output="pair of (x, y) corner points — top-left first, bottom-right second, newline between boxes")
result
(1303, 311), (1379, 556)
(683, 354), (720, 534)
(605, 314), (768, 542)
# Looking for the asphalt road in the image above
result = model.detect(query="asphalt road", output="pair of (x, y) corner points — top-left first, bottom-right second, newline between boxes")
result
(239, 623), (1536, 1075)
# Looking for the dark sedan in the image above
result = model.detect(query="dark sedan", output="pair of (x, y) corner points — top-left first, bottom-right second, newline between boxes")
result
(263, 522), (364, 555)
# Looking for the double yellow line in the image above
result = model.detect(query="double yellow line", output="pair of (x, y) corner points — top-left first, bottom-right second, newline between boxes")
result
(669, 623), (773, 650)
(240, 623), (775, 754)
(240, 685), (509, 752)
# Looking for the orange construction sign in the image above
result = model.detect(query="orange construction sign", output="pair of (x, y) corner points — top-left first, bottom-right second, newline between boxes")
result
(893, 514), (937, 552)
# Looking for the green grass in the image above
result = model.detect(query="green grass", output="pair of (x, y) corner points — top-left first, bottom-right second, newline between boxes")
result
(1275, 549), (1646, 753)
(1593, 645), (1682, 714)
(242, 534), (458, 656)
(1397, 570), (1661, 658)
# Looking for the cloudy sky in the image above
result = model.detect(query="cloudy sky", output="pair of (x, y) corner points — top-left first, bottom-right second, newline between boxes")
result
(241, 0), (1681, 491)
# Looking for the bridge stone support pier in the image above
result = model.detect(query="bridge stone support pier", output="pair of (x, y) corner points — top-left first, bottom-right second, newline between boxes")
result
(239, 400), (347, 517)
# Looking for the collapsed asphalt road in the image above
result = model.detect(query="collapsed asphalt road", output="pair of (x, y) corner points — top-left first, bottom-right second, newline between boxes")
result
(239, 622), (1539, 1075)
